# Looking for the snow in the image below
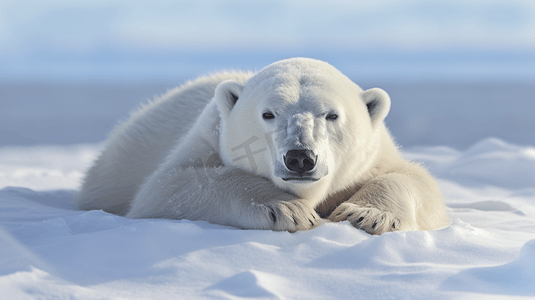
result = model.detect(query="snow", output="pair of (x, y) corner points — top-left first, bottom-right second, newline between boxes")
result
(1, 137), (534, 299)
(0, 144), (99, 190)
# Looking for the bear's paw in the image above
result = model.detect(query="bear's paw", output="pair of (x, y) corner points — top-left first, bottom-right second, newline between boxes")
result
(257, 200), (321, 232)
(328, 203), (401, 235)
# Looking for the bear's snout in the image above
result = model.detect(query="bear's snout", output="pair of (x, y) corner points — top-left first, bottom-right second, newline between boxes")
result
(284, 150), (317, 173)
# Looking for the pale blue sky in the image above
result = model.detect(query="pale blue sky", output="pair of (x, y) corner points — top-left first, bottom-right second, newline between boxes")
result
(1, 0), (534, 82)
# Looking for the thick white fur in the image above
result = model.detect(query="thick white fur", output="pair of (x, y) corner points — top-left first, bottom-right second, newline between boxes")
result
(77, 58), (449, 234)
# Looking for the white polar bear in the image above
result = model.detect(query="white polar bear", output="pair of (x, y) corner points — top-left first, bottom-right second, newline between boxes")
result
(76, 58), (449, 235)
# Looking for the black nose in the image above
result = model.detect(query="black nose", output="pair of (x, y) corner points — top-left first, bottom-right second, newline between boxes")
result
(284, 150), (317, 173)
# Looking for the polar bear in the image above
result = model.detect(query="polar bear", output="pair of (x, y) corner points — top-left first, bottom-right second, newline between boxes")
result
(76, 58), (449, 235)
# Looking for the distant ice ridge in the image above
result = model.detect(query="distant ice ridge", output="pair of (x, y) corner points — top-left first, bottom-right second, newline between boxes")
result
(403, 137), (535, 189)
(0, 144), (102, 191)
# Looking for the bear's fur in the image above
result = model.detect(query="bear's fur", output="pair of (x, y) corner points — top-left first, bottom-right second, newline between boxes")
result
(76, 58), (449, 235)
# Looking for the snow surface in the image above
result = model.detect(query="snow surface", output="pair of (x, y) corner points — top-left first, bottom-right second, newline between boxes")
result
(1, 137), (535, 299)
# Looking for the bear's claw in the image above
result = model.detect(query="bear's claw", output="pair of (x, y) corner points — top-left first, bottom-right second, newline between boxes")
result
(328, 203), (401, 235)
(269, 208), (277, 223)
(260, 200), (320, 232)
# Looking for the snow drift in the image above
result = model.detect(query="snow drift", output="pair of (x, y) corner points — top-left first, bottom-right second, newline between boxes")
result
(1, 138), (534, 299)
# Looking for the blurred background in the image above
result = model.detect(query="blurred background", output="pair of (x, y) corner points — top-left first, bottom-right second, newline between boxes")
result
(1, 0), (534, 148)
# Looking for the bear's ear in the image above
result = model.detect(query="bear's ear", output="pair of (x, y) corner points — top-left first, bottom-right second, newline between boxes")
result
(214, 80), (245, 119)
(361, 88), (391, 127)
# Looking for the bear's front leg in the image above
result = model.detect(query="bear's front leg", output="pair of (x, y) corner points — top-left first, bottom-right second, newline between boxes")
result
(127, 166), (321, 232)
(328, 173), (421, 235)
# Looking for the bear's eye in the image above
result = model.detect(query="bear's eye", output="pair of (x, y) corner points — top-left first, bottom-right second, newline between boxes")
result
(326, 113), (338, 121)
(262, 112), (275, 120)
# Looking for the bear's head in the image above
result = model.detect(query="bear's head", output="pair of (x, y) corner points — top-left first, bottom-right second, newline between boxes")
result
(215, 58), (391, 203)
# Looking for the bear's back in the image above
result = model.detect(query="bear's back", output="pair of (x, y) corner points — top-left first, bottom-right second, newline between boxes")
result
(76, 71), (253, 215)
